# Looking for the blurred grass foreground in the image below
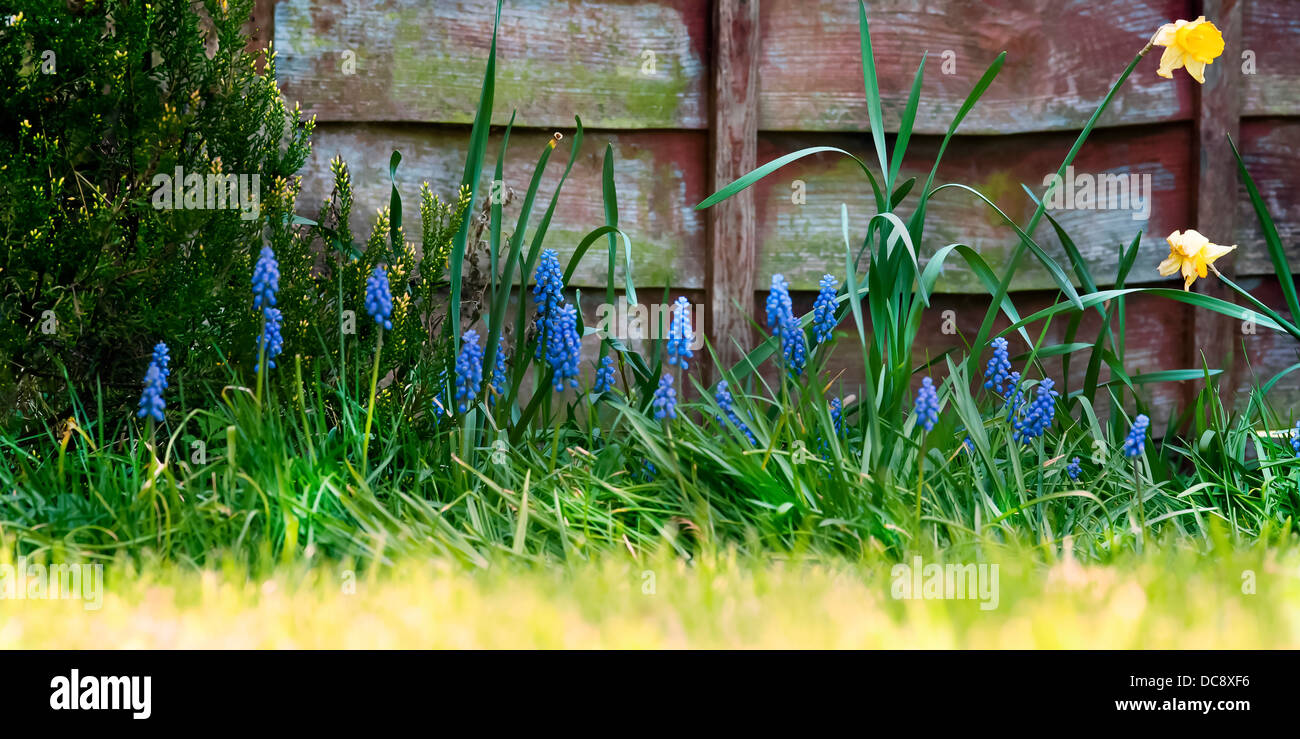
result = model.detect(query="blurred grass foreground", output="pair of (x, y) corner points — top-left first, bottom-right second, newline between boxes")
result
(3, 547), (1297, 649)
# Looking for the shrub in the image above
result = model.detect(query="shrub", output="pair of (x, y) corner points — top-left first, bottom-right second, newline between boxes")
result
(0, 0), (312, 424)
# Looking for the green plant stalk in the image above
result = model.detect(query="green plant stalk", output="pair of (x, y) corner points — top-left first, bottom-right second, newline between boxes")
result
(294, 354), (314, 461)
(915, 430), (926, 529)
(361, 330), (383, 473)
(1133, 462), (1146, 552)
(965, 41), (1155, 379)
(548, 396), (563, 473)
(255, 312), (268, 408)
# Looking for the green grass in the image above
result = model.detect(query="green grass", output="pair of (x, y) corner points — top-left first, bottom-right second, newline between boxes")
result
(2, 1), (1299, 648)
(4, 545), (1296, 648)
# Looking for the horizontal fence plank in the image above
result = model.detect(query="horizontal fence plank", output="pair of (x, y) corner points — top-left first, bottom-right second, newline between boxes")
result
(758, 0), (1198, 134)
(753, 125), (1193, 292)
(275, 0), (707, 128)
(296, 125), (707, 289)
(1235, 118), (1300, 272)
(1242, 0), (1300, 116)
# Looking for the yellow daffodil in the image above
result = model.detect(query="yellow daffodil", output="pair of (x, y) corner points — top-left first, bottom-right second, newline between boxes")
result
(1157, 229), (1235, 290)
(1153, 16), (1225, 83)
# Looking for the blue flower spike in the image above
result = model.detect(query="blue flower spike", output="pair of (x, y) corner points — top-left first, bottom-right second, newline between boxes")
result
(1012, 378), (1058, 444)
(543, 303), (582, 392)
(533, 249), (565, 358)
(1066, 456), (1082, 481)
(137, 343), (171, 422)
(593, 355), (617, 394)
(812, 274), (838, 344)
(652, 373), (677, 420)
(983, 337), (1012, 393)
(715, 379), (756, 445)
(765, 274), (806, 376)
(666, 297), (694, 370)
(490, 336), (508, 405)
(365, 266), (394, 330)
(258, 307), (284, 371)
(252, 246), (279, 311)
(1122, 414), (1150, 458)
(455, 329), (485, 413)
(913, 377), (939, 432)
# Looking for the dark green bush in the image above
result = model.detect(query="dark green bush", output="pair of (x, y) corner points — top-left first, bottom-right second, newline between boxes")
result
(0, 0), (312, 423)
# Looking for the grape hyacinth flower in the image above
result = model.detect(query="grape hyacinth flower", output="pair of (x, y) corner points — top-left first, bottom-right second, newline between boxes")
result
(251, 247), (283, 372)
(666, 296), (694, 370)
(252, 246), (279, 311)
(913, 377), (939, 432)
(593, 355), (617, 394)
(137, 342), (170, 422)
(1122, 414), (1150, 457)
(812, 274), (838, 344)
(765, 274), (806, 376)
(543, 303), (582, 392)
(490, 337), (508, 405)
(1002, 371), (1023, 417)
(150, 342), (171, 386)
(533, 249), (565, 358)
(1292, 420), (1300, 457)
(454, 329), (485, 413)
(258, 307), (284, 371)
(1012, 378), (1058, 444)
(365, 266), (394, 330)
(829, 396), (843, 436)
(715, 380), (756, 445)
(651, 373), (677, 420)
(1066, 456), (1082, 481)
(982, 337), (1012, 392)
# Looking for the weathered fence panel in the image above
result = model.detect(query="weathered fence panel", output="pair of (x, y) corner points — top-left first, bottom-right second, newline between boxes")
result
(256, 0), (1300, 422)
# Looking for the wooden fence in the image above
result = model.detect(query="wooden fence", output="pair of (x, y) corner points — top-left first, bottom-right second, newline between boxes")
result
(249, 0), (1300, 421)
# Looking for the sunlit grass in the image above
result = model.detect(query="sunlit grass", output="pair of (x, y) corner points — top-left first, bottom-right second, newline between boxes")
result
(4, 546), (1296, 649)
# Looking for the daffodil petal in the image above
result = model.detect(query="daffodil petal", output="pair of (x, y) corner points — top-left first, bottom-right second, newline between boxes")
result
(1153, 22), (1178, 47)
(1204, 242), (1237, 261)
(1157, 45), (1185, 78)
(1184, 58), (1207, 83)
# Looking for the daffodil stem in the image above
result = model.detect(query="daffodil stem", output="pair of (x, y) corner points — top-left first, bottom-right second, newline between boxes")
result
(361, 329), (383, 474)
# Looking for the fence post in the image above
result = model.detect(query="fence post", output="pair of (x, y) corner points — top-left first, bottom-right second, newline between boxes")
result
(708, 0), (760, 372)
(1192, 0), (1243, 408)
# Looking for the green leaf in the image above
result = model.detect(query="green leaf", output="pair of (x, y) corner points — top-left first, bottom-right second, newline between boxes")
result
(931, 183), (1082, 310)
(888, 56), (926, 191)
(695, 147), (877, 211)
(388, 150), (402, 262)
(450, 0), (503, 357)
(857, 1), (889, 184)
(1228, 133), (1300, 324)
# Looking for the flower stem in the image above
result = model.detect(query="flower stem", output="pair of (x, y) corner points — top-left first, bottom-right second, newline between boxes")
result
(255, 312), (267, 408)
(1132, 461), (1146, 552)
(915, 430), (926, 530)
(361, 329), (383, 474)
